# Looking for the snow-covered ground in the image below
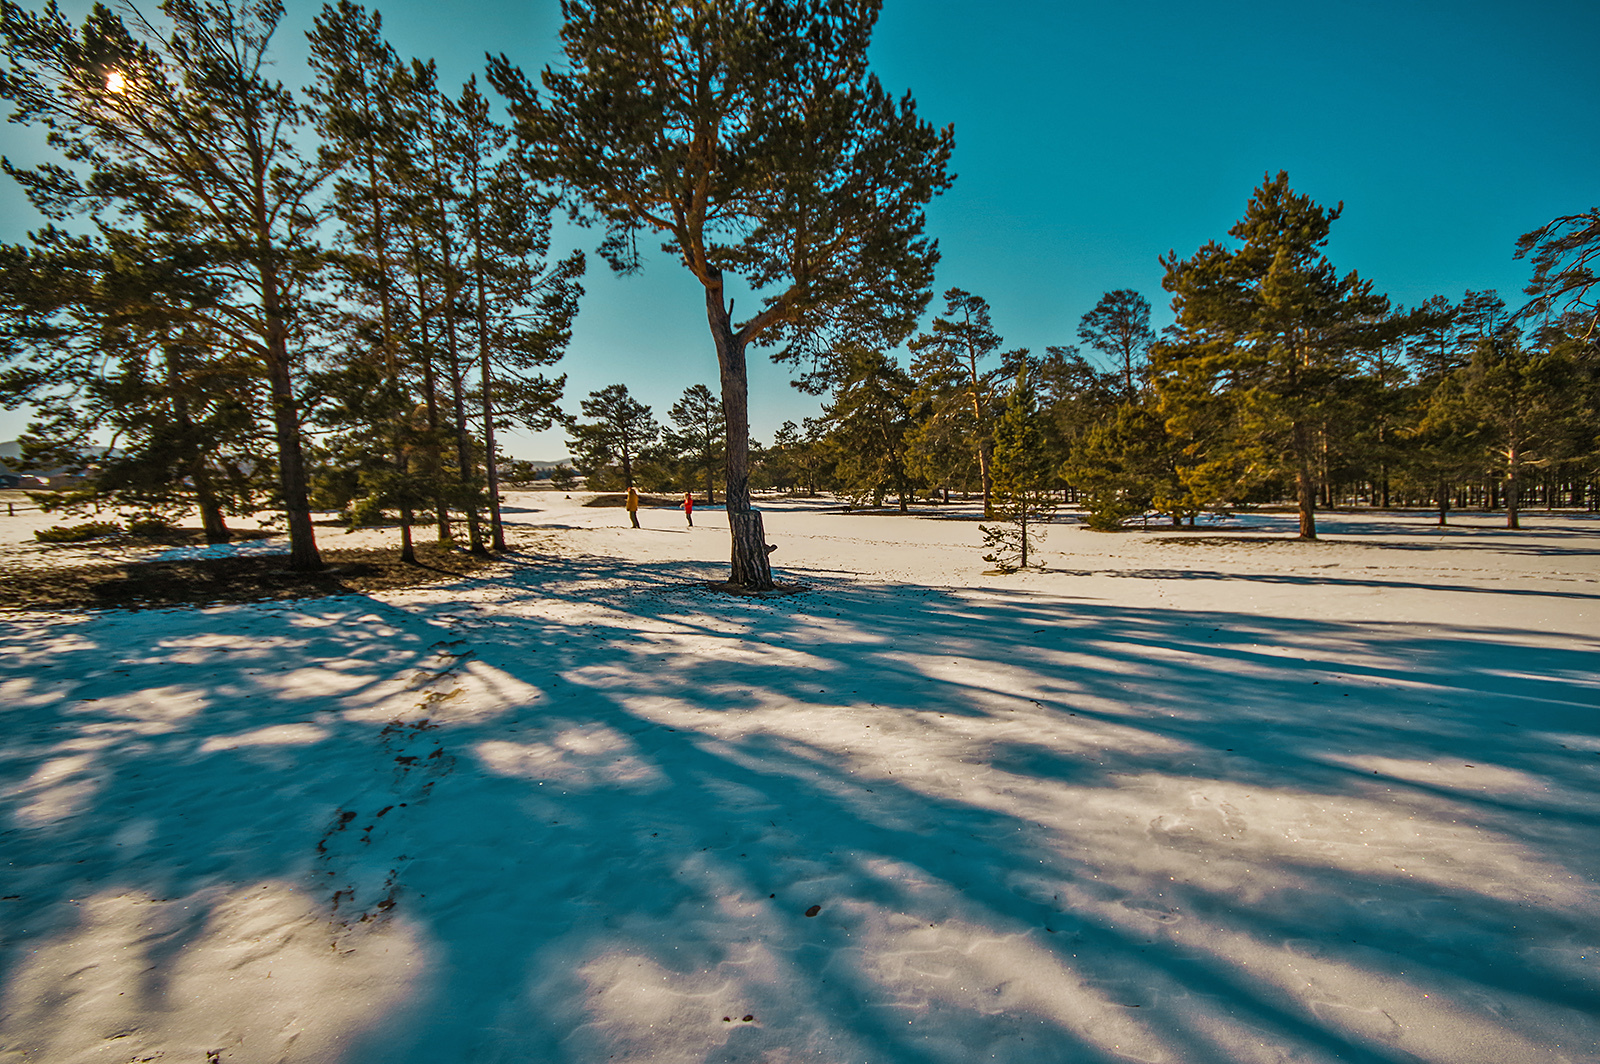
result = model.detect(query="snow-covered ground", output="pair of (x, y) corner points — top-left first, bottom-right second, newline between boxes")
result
(2, 493), (1597, 1064)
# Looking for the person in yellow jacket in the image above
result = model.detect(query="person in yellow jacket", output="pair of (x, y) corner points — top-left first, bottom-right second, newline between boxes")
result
(625, 486), (641, 528)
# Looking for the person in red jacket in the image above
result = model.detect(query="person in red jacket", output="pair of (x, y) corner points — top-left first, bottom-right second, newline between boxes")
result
(681, 491), (694, 527)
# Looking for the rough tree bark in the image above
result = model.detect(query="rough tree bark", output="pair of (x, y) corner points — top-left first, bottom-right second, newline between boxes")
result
(706, 281), (773, 589)
(1293, 419), (1318, 540)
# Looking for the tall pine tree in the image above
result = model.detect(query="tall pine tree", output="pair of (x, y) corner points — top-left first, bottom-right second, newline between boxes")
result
(2, 0), (333, 568)
(490, 0), (953, 589)
(1159, 172), (1391, 539)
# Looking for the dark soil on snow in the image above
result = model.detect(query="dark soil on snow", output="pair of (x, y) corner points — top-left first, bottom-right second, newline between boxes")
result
(584, 493), (696, 508)
(0, 539), (500, 612)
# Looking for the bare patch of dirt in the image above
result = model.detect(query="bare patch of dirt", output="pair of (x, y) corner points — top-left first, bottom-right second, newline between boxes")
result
(702, 580), (810, 597)
(584, 493), (692, 508)
(0, 540), (500, 612)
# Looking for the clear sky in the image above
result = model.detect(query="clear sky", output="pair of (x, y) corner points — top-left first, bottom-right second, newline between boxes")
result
(2, 0), (1595, 460)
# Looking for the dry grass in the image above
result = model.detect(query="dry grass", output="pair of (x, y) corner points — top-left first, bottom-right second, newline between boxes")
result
(0, 539), (500, 612)
(583, 492), (692, 508)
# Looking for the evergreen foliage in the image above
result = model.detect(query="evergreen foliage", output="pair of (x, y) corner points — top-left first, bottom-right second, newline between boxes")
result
(1064, 402), (1187, 531)
(567, 383), (660, 490)
(1517, 207), (1600, 340)
(1077, 289), (1155, 399)
(822, 344), (916, 511)
(665, 384), (725, 503)
(907, 288), (1003, 515)
(980, 363), (1057, 570)
(1158, 171), (1395, 539)
(1, 0), (331, 567)
(491, 0), (953, 588)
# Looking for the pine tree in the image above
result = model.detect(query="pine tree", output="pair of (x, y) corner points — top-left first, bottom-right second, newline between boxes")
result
(1, 0), (333, 569)
(491, 0), (953, 589)
(444, 77), (583, 551)
(1036, 344), (1119, 496)
(1345, 314), (1415, 510)
(1401, 292), (1498, 518)
(1063, 401), (1188, 530)
(1407, 295), (1466, 384)
(402, 64), (490, 553)
(908, 288), (1004, 516)
(1077, 289), (1155, 399)
(1458, 326), (1575, 529)
(307, 0), (427, 559)
(822, 344), (917, 511)
(769, 417), (834, 497)
(1158, 171), (1392, 539)
(1517, 207), (1600, 340)
(0, 229), (257, 537)
(980, 363), (1057, 570)
(1406, 370), (1485, 526)
(665, 384), (725, 503)
(568, 384), (660, 490)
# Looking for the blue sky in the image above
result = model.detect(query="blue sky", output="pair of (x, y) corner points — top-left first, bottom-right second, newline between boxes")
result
(2, 0), (1595, 459)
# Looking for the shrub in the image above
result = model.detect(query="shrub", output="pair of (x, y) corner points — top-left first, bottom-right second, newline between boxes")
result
(126, 513), (173, 536)
(35, 520), (122, 543)
(1079, 491), (1144, 532)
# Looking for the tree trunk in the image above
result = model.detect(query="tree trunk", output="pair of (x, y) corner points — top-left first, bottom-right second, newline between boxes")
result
(964, 350), (993, 518)
(412, 251), (452, 542)
(193, 463), (231, 544)
(477, 337), (504, 553)
(1318, 426), (1332, 510)
(1437, 477), (1449, 527)
(470, 171), (506, 552)
(441, 277), (485, 555)
(264, 319), (321, 570)
(244, 99), (318, 571)
(167, 349), (231, 545)
(1505, 444), (1521, 530)
(361, 149), (414, 564)
(1293, 420), (1318, 540)
(978, 440), (994, 518)
(705, 278), (773, 589)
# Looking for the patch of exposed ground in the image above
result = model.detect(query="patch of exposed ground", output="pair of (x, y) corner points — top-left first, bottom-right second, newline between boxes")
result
(0, 540), (500, 612)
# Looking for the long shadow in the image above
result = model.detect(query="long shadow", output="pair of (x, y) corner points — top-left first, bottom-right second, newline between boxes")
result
(1042, 565), (1600, 601)
(1136, 534), (1600, 559)
(1, 553), (1597, 1062)
(421, 557), (1600, 1058)
(1123, 509), (1600, 547)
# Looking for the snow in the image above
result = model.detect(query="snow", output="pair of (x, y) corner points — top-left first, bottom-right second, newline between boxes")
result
(1, 493), (1597, 1063)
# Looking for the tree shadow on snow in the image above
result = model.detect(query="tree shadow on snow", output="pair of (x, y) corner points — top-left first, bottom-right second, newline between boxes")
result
(0, 551), (1597, 1063)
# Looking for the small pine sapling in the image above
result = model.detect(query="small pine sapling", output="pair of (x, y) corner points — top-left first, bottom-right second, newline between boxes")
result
(979, 365), (1058, 572)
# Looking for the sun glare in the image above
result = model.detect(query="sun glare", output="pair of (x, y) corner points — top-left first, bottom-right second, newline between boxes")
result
(104, 71), (125, 93)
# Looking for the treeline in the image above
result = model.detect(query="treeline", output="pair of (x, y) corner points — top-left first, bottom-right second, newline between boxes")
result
(752, 173), (1600, 544)
(0, 0), (583, 567)
(560, 383), (723, 502)
(2, 2), (1594, 587)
